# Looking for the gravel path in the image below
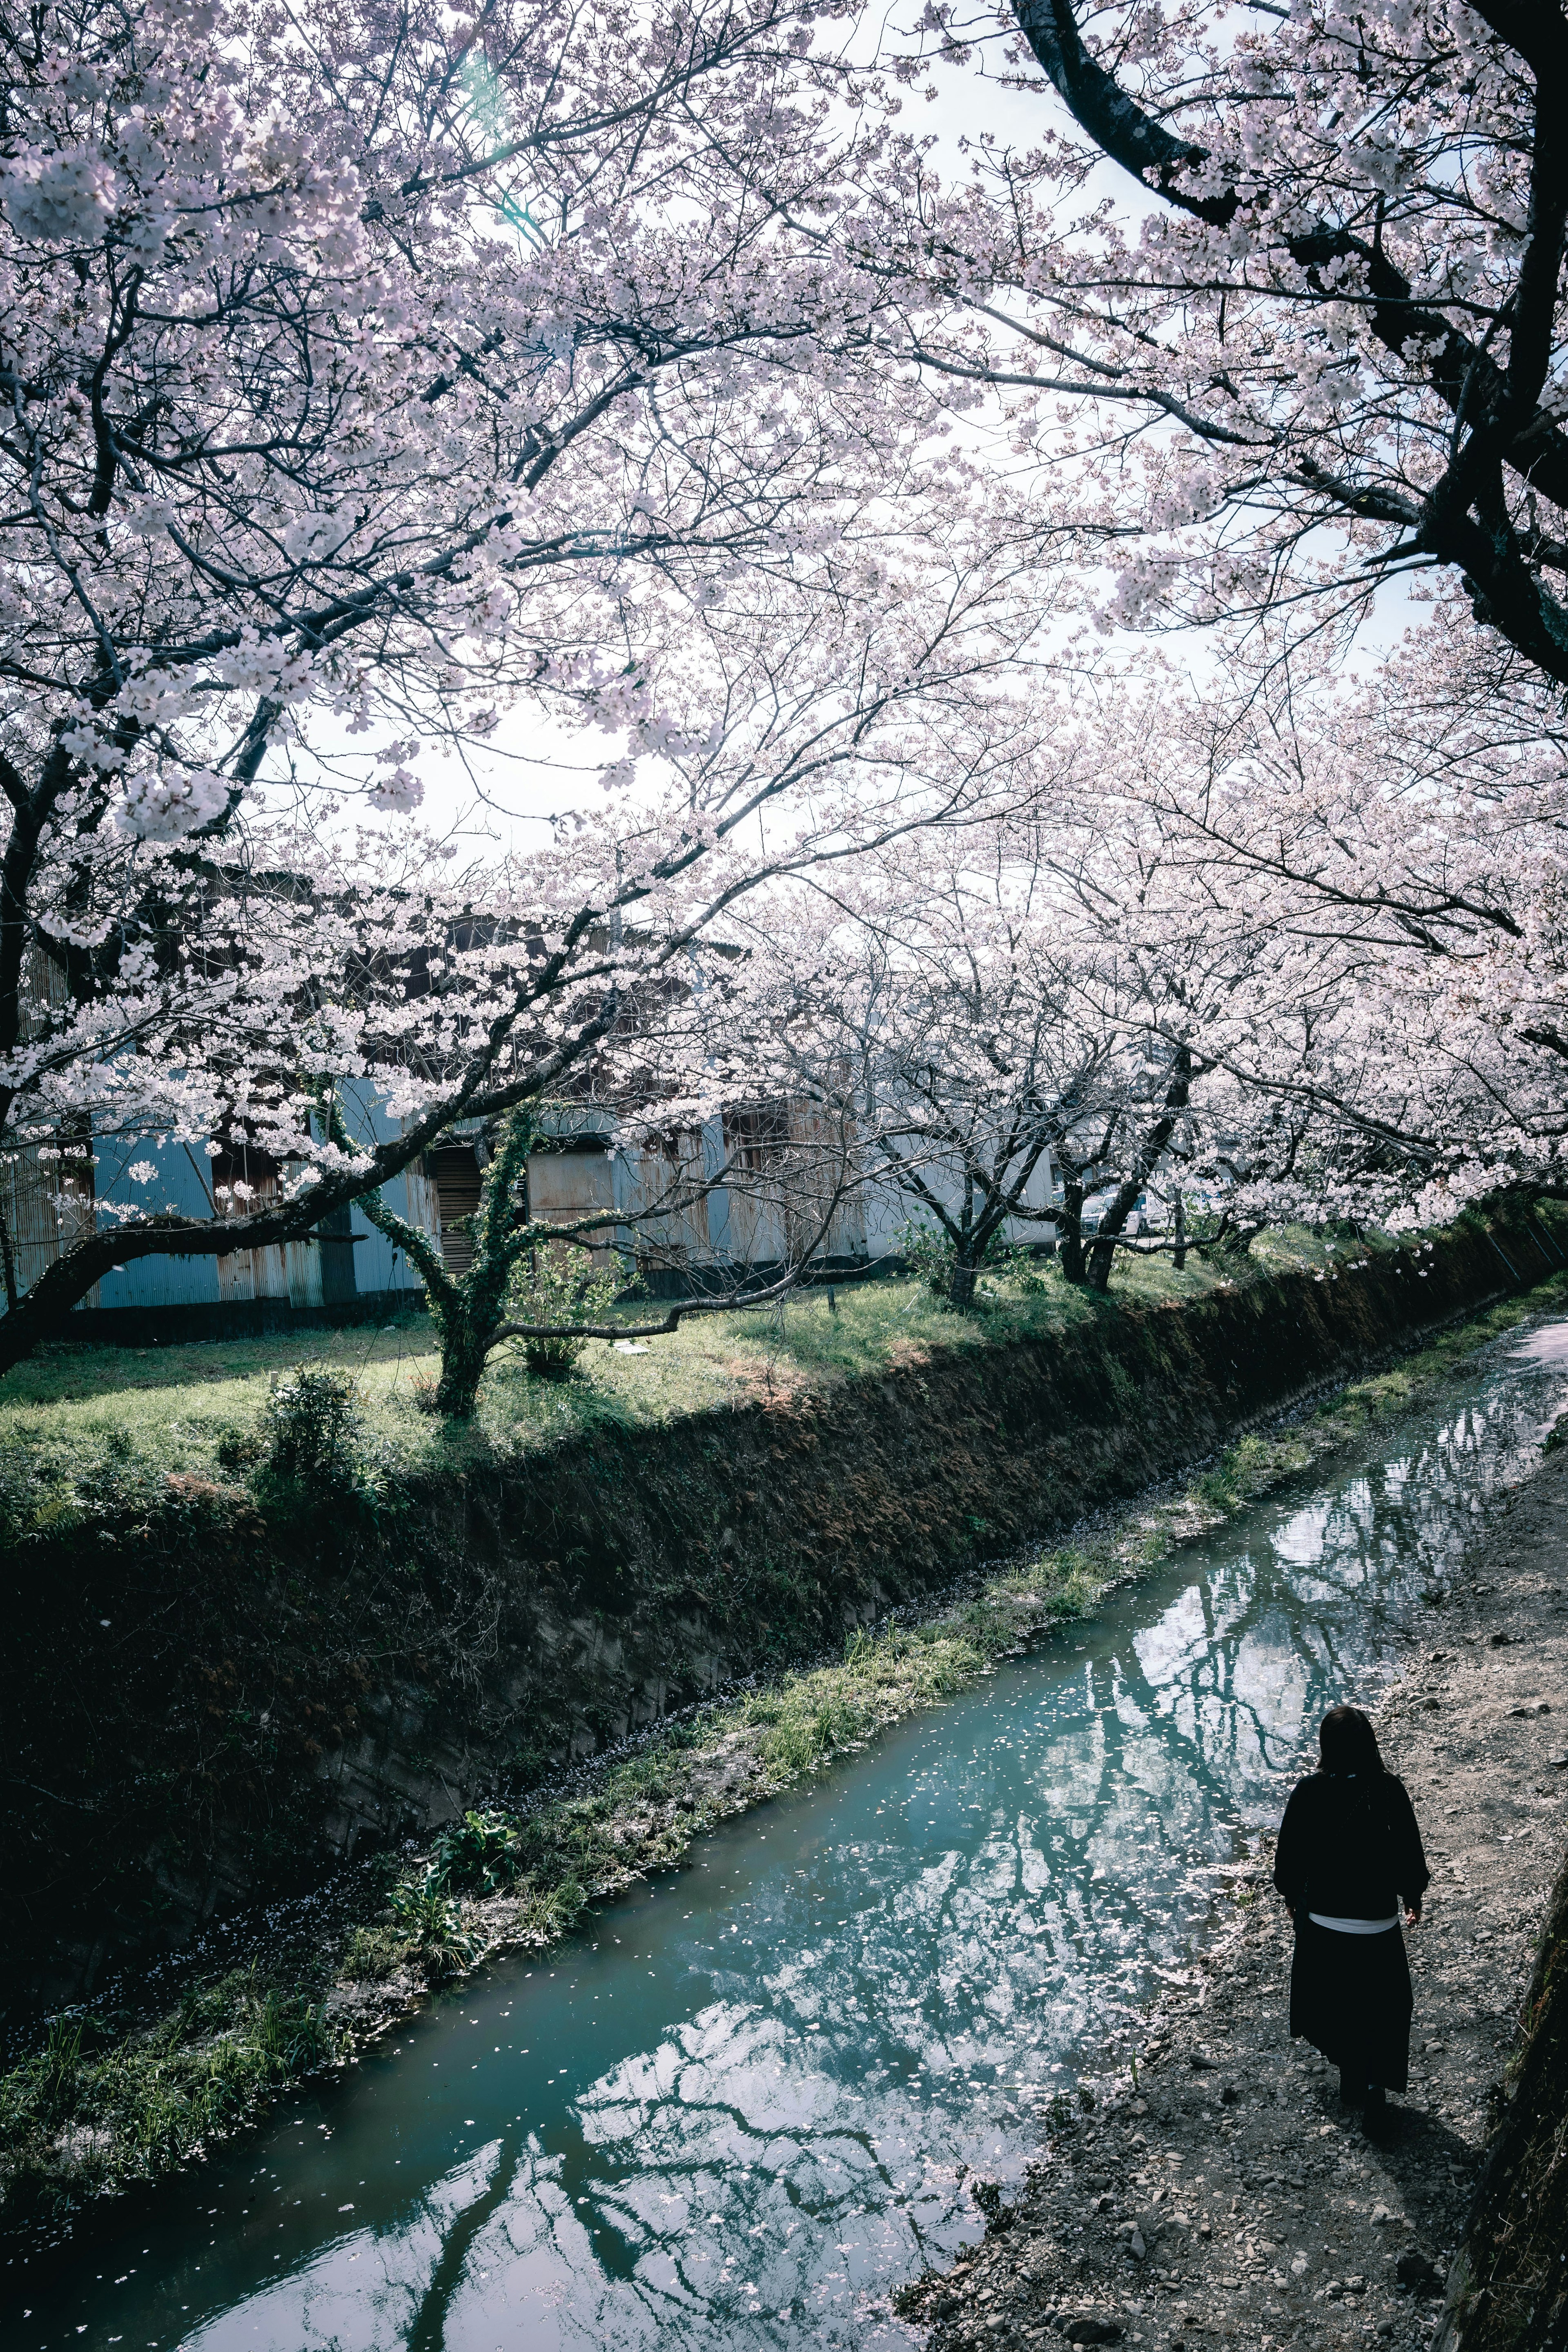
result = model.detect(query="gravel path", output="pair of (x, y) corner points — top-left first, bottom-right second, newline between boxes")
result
(904, 1432), (1568, 2352)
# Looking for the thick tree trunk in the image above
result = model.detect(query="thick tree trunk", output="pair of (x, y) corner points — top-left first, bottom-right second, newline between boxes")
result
(948, 1258), (980, 1309)
(1084, 1231), (1118, 1294)
(431, 1314), (492, 1418)
(1173, 1189), (1187, 1273)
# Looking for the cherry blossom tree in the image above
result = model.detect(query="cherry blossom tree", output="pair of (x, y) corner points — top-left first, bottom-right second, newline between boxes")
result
(870, 2), (1568, 679)
(739, 783), (1333, 1298)
(1011, 778), (1341, 1285)
(744, 836), (1103, 1305)
(3, 0), (906, 835)
(0, 0), (1102, 1372)
(1094, 635), (1568, 1228)
(0, 480), (1062, 1375)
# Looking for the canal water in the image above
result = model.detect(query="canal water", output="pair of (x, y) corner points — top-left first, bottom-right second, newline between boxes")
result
(13, 1319), (1568, 2352)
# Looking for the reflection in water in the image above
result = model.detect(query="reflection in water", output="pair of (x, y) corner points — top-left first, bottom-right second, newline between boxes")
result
(13, 1326), (1566, 2352)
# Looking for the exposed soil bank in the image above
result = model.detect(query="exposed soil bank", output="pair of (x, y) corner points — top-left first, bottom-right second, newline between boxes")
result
(901, 1381), (1568, 2352)
(3, 1216), (1557, 2011)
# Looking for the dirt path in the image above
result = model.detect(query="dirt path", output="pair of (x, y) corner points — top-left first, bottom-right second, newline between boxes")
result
(905, 1428), (1568, 2352)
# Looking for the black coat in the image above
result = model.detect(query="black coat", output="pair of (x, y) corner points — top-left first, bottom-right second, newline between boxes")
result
(1273, 1768), (1430, 1921)
(1273, 1768), (1430, 2092)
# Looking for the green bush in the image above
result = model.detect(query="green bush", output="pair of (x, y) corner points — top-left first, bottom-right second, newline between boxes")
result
(263, 1365), (360, 1477)
(214, 1424), (265, 1476)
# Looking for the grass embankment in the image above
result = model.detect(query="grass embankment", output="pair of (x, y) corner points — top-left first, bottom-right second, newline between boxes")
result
(4, 1263), (1561, 2240)
(0, 1223), (1357, 1506)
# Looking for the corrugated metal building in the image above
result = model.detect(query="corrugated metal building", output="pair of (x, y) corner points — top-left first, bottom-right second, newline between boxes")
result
(2, 1087), (1059, 1340)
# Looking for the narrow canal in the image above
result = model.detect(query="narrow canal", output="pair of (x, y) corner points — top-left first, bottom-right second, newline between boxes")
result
(14, 1320), (1568, 2352)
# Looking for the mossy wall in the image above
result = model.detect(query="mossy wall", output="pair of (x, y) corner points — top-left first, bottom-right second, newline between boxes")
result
(1, 1217), (1544, 2010)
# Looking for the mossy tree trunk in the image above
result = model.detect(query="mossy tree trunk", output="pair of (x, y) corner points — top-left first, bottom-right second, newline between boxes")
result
(338, 1104), (606, 1419)
(1433, 1844), (1568, 2352)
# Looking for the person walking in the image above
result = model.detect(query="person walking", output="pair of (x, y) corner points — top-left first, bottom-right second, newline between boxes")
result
(1273, 1703), (1430, 2139)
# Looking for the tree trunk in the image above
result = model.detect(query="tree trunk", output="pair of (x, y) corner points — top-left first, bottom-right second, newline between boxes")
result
(1085, 1232), (1117, 1293)
(1173, 1189), (1186, 1273)
(430, 1309), (492, 1418)
(0, 1200), (16, 1313)
(1085, 1047), (1192, 1294)
(1057, 1178), (1087, 1283)
(347, 1102), (537, 1417)
(948, 1256), (980, 1309)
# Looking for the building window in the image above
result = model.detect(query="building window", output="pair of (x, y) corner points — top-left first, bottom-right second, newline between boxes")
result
(428, 1145), (484, 1276)
(722, 1102), (790, 1173)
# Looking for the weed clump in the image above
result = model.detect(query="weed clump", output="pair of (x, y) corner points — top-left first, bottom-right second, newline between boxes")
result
(433, 1808), (522, 1893)
(386, 1871), (480, 1979)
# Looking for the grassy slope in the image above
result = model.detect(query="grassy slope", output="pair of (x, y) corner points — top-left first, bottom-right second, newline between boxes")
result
(0, 1224), (1358, 1498)
(3, 1258), (1559, 2240)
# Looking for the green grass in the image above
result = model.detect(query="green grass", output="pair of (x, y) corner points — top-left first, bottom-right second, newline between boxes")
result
(0, 1225), (1366, 1498)
(0, 1967), (338, 2217)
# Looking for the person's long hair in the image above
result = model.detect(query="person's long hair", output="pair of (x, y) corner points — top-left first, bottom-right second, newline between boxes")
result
(1318, 1704), (1385, 1775)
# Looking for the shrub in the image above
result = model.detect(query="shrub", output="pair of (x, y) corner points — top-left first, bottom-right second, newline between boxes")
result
(263, 1365), (360, 1477)
(259, 1365), (376, 1503)
(894, 1217), (959, 1298)
(214, 1424), (265, 1476)
(507, 1247), (621, 1381)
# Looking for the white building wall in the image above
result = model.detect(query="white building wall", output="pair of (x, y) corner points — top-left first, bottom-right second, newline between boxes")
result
(858, 1150), (1060, 1260)
(11, 1094), (1061, 1323)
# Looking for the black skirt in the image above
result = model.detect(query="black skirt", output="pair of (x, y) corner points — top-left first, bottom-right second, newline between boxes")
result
(1288, 1916), (1413, 2092)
